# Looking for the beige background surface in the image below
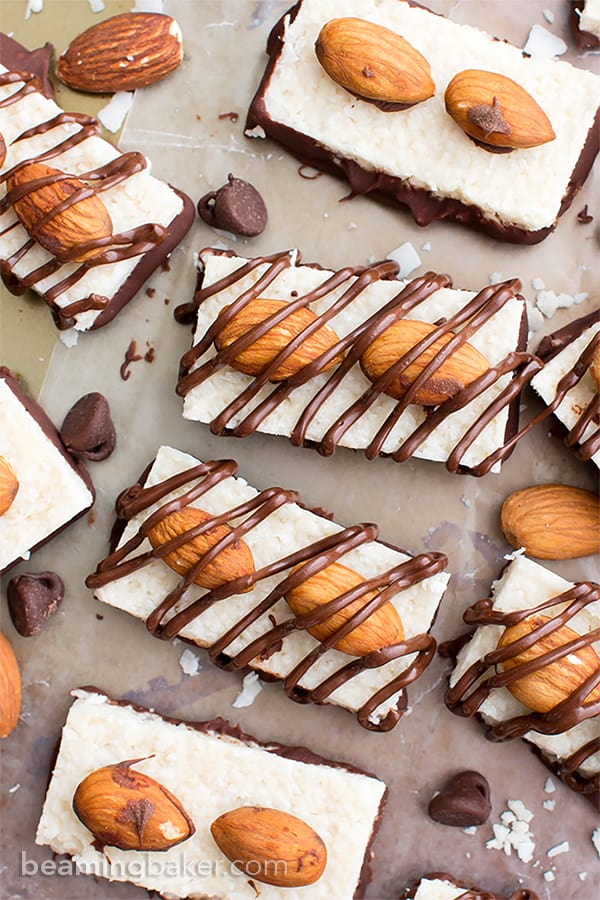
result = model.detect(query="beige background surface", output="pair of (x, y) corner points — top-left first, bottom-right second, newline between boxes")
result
(0, 1), (599, 899)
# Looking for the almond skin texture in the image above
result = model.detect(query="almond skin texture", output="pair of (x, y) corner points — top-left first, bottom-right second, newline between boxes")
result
(211, 806), (327, 887)
(501, 484), (600, 560)
(360, 319), (489, 405)
(215, 298), (343, 381)
(147, 507), (255, 590)
(286, 561), (404, 656)
(316, 17), (434, 109)
(0, 455), (19, 516)
(8, 162), (113, 263)
(0, 632), (21, 738)
(73, 761), (195, 851)
(56, 13), (183, 93)
(497, 615), (600, 713)
(590, 349), (600, 391)
(445, 69), (555, 150)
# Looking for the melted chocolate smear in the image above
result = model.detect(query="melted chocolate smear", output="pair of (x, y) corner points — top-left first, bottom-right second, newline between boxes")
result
(197, 174), (267, 237)
(60, 392), (116, 461)
(0, 36), (54, 97)
(577, 204), (593, 224)
(7, 571), (64, 637)
(218, 111), (239, 123)
(428, 770), (491, 826)
(467, 97), (511, 139)
(120, 340), (142, 381)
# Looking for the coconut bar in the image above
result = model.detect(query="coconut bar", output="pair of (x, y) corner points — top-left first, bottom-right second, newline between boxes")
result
(0, 367), (94, 573)
(571, 0), (600, 50)
(36, 688), (387, 899)
(87, 445), (450, 731)
(531, 309), (599, 468)
(176, 248), (534, 476)
(246, 0), (600, 243)
(445, 554), (600, 806)
(402, 872), (538, 900)
(0, 35), (194, 332)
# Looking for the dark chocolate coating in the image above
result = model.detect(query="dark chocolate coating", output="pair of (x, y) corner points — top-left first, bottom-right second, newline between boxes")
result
(428, 770), (491, 826)
(570, 0), (600, 50)
(197, 173), (267, 237)
(60, 393), (116, 461)
(7, 571), (64, 636)
(402, 871), (539, 900)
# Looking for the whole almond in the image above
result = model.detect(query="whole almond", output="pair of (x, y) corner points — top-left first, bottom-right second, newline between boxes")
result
(360, 319), (489, 405)
(316, 17), (434, 109)
(0, 632), (22, 739)
(286, 561), (404, 656)
(56, 13), (183, 93)
(497, 615), (600, 713)
(8, 162), (113, 263)
(0, 455), (19, 516)
(73, 760), (195, 851)
(501, 484), (600, 560)
(147, 506), (255, 590)
(215, 298), (344, 381)
(445, 69), (555, 150)
(211, 806), (327, 887)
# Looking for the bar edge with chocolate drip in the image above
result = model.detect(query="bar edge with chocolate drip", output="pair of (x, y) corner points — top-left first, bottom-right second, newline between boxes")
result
(87, 456), (448, 732)
(0, 41), (195, 330)
(177, 248), (536, 476)
(402, 871), (539, 900)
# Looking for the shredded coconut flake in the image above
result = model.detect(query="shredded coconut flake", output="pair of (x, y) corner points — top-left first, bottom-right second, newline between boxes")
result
(58, 329), (79, 349)
(97, 92), (134, 133)
(592, 828), (600, 858)
(523, 24), (567, 57)
(579, 872), (588, 881)
(489, 272), (503, 284)
(543, 871), (555, 883)
(542, 9), (555, 24)
(245, 125), (267, 139)
(531, 277), (545, 291)
(131, 0), (164, 11)
(542, 799), (555, 811)
(25, 0), (43, 19)
(463, 826), (477, 835)
(8, 784), (20, 793)
(547, 840), (569, 858)
(486, 800), (535, 863)
(421, 241), (432, 252)
(386, 242), (421, 278)
(179, 649), (202, 677)
(544, 777), (556, 793)
(536, 289), (587, 318)
(232, 671), (263, 708)
(87, 0), (105, 12)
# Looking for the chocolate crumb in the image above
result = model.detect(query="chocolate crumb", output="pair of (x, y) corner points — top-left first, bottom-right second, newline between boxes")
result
(144, 346), (155, 363)
(291, 290), (298, 297)
(196, 114), (202, 121)
(145, 287), (156, 298)
(428, 770), (491, 827)
(96, 613), (104, 621)
(164, 297), (170, 306)
(161, 259), (171, 272)
(197, 173), (268, 237)
(7, 571), (64, 637)
(218, 111), (239, 122)
(467, 97), (511, 139)
(88, 509), (97, 526)
(60, 392), (116, 460)
(120, 340), (142, 381)
(577, 204), (593, 224)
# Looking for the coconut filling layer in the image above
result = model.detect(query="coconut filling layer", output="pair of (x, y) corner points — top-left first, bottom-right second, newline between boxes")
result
(580, 0), (600, 37)
(94, 446), (449, 722)
(451, 555), (600, 777)
(531, 321), (600, 468)
(0, 70), (183, 331)
(36, 689), (386, 900)
(256, 0), (600, 232)
(0, 378), (93, 570)
(183, 252), (524, 472)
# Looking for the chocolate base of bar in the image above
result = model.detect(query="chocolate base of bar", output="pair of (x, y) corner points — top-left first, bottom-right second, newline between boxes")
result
(402, 871), (538, 900)
(570, 1), (600, 50)
(0, 36), (196, 331)
(60, 687), (388, 899)
(246, 2), (600, 245)
(0, 367), (95, 575)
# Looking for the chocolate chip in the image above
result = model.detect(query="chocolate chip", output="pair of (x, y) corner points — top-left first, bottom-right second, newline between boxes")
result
(197, 173), (267, 237)
(7, 571), (64, 637)
(60, 392), (116, 461)
(428, 770), (491, 827)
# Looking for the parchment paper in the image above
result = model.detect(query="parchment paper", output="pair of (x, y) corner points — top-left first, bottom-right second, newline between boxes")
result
(0, 1), (598, 898)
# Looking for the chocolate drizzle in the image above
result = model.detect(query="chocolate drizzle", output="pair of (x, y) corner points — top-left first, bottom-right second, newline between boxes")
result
(445, 582), (600, 802)
(86, 458), (448, 731)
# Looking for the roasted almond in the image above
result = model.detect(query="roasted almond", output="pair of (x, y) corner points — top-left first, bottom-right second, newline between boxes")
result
(445, 69), (555, 150)
(211, 806), (327, 887)
(590, 348), (600, 391)
(147, 506), (255, 590)
(73, 760), (195, 851)
(316, 17), (434, 110)
(0, 455), (19, 516)
(7, 162), (113, 263)
(0, 632), (21, 739)
(286, 560), (404, 656)
(0, 132), (6, 169)
(360, 318), (489, 405)
(501, 484), (600, 560)
(215, 298), (343, 381)
(56, 13), (183, 93)
(497, 615), (600, 713)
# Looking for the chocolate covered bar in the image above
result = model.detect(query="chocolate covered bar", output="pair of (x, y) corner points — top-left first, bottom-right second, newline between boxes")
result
(0, 35), (194, 331)
(571, 0), (600, 50)
(0, 367), (94, 573)
(403, 872), (538, 900)
(531, 310), (599, 468)
(36, 688), (387, 898)
(176, 248), (535, 476)
(444, 554), (600, 807)
(246, 0), (600, 243)
(87, 445), (450, 731)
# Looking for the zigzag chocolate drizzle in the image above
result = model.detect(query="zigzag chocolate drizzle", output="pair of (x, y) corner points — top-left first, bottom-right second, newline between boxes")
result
(86, 458), (448, 731)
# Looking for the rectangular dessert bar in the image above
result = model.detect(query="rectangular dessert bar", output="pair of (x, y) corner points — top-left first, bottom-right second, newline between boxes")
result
(87, 445), (450, 731)
(246, 0), (600, 243)
(36, 688), (387, 899)
(0, 367), (94, 573)
(531, 309), (599, 468)
(0, 35), (194, 332)
(177, 248), (530, 476)
(403, 872), (538, 900)
(446, 554), (600, 806)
